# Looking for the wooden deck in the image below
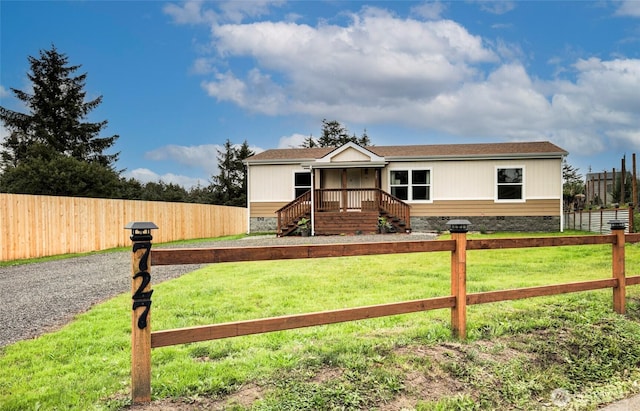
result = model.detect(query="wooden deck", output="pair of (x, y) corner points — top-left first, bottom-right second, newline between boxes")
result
(276, 188), (410, 237)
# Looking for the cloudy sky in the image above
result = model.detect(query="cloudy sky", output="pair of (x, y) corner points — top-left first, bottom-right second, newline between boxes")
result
(1, 1), (639, 188)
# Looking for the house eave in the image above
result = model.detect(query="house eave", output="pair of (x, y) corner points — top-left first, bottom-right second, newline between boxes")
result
(384, 152), (567, 162)
(244, 158), (317, 166)
(302, 161), (388, 169)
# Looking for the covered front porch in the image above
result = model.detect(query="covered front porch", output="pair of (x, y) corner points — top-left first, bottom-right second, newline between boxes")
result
(272, 143), (410, 236)
(276, 186), (411, 237)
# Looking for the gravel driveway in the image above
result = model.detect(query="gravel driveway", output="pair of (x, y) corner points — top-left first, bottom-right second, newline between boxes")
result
(0, 233), (437, 347)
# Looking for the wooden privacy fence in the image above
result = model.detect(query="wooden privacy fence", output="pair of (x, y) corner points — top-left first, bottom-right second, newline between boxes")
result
(0, 193), (247, 261)
(127, 223), (640, 404)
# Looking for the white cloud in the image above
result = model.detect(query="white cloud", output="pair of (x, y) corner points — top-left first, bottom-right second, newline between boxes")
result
(218, 0), (285, 23)
(163, 0), (217, 25)
(0, 85), (9, 98)
(137, 142), (265, 188)
(174, 4), (640, 161)
(476, 1), (516, 15)
(124, 168), (206, 189)
(277, 133), (308, 148)
(145, 144), (222, 176)
(615, 0), (640, 17)
(164, 0), (284, 25)
(203, 11), (497, 117)
(410, 1), (447, 20)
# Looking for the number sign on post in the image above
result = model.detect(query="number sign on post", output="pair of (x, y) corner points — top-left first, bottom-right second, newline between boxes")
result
(125, 222), (158, 404)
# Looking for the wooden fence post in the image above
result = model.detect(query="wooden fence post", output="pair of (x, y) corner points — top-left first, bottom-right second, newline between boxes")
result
(448, 220), (470, 340)
(125, 222), (158, 404)
(609, 220), (626, 314)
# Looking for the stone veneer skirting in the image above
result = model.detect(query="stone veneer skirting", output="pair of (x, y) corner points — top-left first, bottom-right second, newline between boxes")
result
(250, 215), (562, 234)
(409, 216), (561, 233)
(250, 217), (279, 233)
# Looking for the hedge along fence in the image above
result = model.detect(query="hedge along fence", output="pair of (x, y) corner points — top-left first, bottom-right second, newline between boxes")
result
(127, 222), (640, 404)
(0, 193), (247, 261)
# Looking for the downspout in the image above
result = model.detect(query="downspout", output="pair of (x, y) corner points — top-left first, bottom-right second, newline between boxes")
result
(245, 162), (251, 234)
(310, 166), (315, 236)
(560, 155), (564, 232)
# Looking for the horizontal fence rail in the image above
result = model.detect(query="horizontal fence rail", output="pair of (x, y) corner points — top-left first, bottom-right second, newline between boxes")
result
(128, 227), (640, 404)
(0, 193), (247, 261)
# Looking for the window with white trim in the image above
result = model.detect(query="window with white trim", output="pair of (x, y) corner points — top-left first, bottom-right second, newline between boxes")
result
(496, 167), (523, 201)
(294, 172), (311, 198)
(390, 169), (431, 201)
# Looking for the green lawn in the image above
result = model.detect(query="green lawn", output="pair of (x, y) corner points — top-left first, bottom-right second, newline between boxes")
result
(1, 232), (640, 410)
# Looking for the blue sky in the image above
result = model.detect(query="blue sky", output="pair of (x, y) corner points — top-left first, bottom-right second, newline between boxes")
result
(1, 1), (639, 188)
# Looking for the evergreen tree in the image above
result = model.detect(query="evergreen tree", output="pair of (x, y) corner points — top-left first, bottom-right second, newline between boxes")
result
(0, 152), (120, 197)
(300, 134), (317, 148)
(210, 139), (254, 207)
(0, 45), (120, 196)
(562, 159), (585, 208)
(316, 119), (371, 147)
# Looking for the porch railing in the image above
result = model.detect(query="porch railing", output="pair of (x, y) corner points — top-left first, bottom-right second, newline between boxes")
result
(276, 190), (311, 235)
(276, 188), (411, 236)
(315, 188), (380, 212)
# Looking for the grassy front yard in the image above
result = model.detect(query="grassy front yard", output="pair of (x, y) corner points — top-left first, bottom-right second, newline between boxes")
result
(1, 232), (640, 410)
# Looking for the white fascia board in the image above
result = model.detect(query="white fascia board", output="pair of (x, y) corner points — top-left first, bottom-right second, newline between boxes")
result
(302, 161), (387, 169)
(244, 158), (313, 166)
(384, 153), (565, 162)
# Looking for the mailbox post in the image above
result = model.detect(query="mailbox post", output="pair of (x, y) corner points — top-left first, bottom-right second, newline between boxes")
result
(609, 220), (626, 314)
(125, 222), (158, 404)
(447, 220), (471, 339)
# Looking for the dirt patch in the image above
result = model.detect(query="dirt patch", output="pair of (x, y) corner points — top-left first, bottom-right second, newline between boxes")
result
(126, 383), (264, 411)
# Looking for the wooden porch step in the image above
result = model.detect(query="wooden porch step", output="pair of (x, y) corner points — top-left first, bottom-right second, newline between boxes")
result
(314, 211), (379, 235)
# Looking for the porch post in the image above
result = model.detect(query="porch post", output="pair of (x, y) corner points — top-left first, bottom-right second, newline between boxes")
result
(310, 166), (315, 236)
(341, 168), (347, 212)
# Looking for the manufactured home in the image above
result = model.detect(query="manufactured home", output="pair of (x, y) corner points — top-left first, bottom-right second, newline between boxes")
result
(244, 141), (568, 236)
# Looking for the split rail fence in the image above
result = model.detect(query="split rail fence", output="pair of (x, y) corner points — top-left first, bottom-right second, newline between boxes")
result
(128, 224), (640, 403)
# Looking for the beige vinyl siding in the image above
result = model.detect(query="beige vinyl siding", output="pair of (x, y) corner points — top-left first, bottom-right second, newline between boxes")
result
(331, 147), (371, 162)
(383, 159), (560, 201)
(249, 201), (289, 217)
(410, 199), (560, 216)
(323, 169), (343, 188)
(249, 164), (305, 201)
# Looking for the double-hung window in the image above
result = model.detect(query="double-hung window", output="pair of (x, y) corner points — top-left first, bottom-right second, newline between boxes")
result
(496, 167), (524, 201)
(294, 172), (311, 198)
(390, 169), (431, 201)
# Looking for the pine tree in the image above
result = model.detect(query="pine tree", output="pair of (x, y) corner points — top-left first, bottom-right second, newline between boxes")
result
(210, 139), (254, 207)
(0, 45), (120, 196)
(300, 134), (317, 148)
(316, 119), (371, 147)
(562, 159), (584, 208)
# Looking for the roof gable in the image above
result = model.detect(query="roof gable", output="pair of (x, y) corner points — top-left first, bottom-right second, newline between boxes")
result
(316, 142), (385, 163)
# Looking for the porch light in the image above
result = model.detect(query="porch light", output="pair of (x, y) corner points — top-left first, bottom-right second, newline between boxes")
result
(608, 220), (626, 231)
(447, 219), (471, 233)
(125, 221), (158, 241)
